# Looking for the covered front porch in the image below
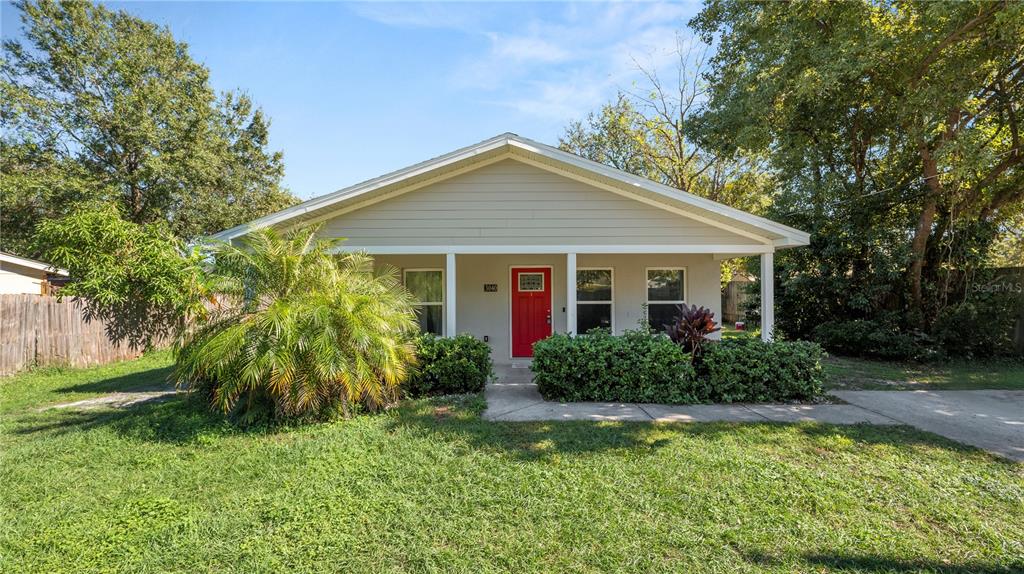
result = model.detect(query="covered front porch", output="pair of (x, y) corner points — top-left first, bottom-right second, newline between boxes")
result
(366, 247), (777, 365)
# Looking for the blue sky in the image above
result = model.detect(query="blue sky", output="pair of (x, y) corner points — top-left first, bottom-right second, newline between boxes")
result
(1, 2), (702, 200)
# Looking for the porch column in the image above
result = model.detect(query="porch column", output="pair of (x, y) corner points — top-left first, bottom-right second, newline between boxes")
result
(566, 252), (577, 334)
(760, 252), (774, 342)
(446, 252), (456, 336)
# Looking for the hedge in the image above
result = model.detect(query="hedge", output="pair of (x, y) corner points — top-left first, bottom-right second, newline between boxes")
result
(699, 338), (825, 402)
(532, 331), (824, 404)
(404, 334), (493, 397)
(532, 330), (697, 403)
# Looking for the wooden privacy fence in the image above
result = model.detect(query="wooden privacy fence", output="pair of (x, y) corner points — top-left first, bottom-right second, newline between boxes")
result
(0, 294), (148, 377)
(721, 278), (752, 324)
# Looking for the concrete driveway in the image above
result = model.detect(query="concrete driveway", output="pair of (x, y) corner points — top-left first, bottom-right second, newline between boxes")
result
(831, 390), (1024, 461)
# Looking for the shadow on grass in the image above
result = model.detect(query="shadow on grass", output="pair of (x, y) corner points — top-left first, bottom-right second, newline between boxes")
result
(382, 395), (673, 461)
(385, 395), (1009, 464)
(54, 364), (175, 395)
(745, 551), (1022, 573)
(12, 394), (236, 445)
(10, 391), (1012, 465)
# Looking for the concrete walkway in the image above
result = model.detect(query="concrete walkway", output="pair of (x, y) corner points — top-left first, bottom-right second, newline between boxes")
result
(41, 390), (179, 411)
(483, 365), (897, 425)
(484, 366), (1024, 461)
(833, 390), (1024, 462)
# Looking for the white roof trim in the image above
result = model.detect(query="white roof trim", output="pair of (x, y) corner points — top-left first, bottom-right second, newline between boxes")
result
(332, 244), (775, 255)
(211, 133), (810, 248)
(0, 251), (68, 275)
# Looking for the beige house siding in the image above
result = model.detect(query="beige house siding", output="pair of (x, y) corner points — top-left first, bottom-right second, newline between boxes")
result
(0, 261), (47, 295)
(319, 159), (763, 247)
(374, 253), (721, 364)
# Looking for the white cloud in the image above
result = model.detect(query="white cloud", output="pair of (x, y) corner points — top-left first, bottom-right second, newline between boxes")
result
(489, 34), (571, 64)
(353, 2), (703, 123)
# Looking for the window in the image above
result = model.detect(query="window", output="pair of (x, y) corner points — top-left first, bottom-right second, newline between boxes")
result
(404, 269), (443, 336)
(646, 268), (686, 332)
(518, 272), (544, 292)
(577, 268), (613, 333)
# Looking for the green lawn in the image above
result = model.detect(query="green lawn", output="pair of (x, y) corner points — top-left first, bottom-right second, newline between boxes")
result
(1, 355), (1022, 573)
(825, 355), (1024, 391)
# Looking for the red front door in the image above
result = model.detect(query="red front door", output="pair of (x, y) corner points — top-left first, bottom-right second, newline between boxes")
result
(511, 267), (552, 358)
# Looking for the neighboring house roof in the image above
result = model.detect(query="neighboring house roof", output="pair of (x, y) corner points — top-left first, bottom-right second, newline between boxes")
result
(0, 251), (68, 276)
(211, 133), (810, 248)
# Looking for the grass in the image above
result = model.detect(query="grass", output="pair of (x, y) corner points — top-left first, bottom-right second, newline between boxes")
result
(825, 355), (1024, 391)
(1, 355), (1022, 573)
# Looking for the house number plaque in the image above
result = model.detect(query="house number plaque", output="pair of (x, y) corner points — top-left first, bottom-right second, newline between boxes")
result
(484, 284), (498, 292)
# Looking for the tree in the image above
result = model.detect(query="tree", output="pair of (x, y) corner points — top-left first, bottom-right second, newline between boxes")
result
(559, 39), (773, 217)
(559, 38), (773, 284)
(691, 1), (1024, 327)
(1, 0), (296, 252)
(35, 204), (210, 349)
(174, 228), (418, 422)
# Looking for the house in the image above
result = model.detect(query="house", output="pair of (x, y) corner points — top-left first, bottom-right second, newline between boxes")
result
(0, 251), (68, 296)
(213, 133), (809, 364)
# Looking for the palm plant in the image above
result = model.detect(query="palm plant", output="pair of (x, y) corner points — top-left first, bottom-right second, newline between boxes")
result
(174, 227), (417, 421)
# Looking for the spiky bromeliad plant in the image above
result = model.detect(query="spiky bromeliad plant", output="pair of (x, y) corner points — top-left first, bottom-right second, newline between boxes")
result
(664, 303), (721, 361)
(174, 227), (417, 422)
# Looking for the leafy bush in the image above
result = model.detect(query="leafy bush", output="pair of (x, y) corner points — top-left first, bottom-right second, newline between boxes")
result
(532, 330), (825, 404)
(699, 338), (826, 402)
(812, 318), (938, 361)
(405, 334), (492, 396)
(36, 204), (209, 349)
(532, 330), (697, 403)
(930, 290), (1023, 359)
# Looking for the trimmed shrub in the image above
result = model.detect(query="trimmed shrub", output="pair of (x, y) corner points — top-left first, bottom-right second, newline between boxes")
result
(532, 331), (825, 404)
(532, 329), (698, 403)
(405, 334), (492, 397)
(699, 338), (826, 402)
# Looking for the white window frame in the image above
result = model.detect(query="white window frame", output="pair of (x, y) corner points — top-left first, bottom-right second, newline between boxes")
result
(645, 267), (688, 325)
(403, 268), (445, 336)
(576, 267), (614, 333)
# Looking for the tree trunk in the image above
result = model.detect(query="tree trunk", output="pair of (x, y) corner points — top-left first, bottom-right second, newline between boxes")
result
(909, 145), (942, 322)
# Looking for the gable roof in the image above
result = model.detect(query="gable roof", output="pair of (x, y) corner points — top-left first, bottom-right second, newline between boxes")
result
(211, 133), (810, 248)
(0, 251), (68, 276)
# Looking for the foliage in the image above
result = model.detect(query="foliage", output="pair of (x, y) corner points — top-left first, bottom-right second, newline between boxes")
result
(173, 228), (417, 422)
(405, 334), (492, 397)
(812, 318), (936, 362)
(0, 141), (111, 257)
(532, 330), (697, 404)
(35, 204), (209, 349)
(663, 303), (721, 358)
(558, 38), (773, 285)
(4, 355), (1023, 573)
(0, 0), (296, 255)
(988, 213), (1024, 267)
(691, 1), (1024, 352)
(698, 338), (826, 402)
(532, 330), (822, 404)
(930, 288), (1024, 359)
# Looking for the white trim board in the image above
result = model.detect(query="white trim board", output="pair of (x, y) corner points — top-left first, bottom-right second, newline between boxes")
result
(0, 251), (68, 275)
(331, 244), (774, 255)
(209, 133), (810, 248)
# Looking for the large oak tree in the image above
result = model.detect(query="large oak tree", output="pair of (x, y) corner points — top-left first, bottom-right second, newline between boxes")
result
(1, 0), (296, 256)
(690, 0), (1024, 324)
